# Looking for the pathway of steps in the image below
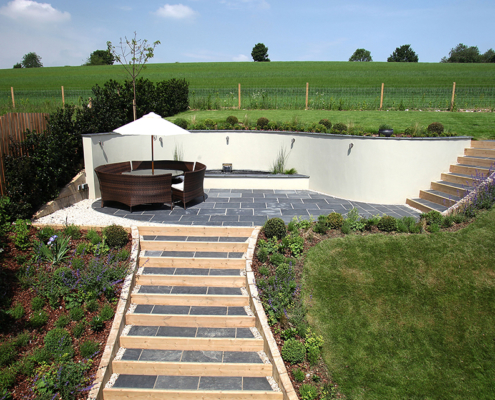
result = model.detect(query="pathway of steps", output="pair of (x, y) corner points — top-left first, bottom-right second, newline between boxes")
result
(407, 140), (495, 213)
(103, 226), (285, 400)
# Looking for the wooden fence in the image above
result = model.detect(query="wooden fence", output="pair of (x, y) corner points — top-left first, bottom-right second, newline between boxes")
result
(0, 113), (49, 196)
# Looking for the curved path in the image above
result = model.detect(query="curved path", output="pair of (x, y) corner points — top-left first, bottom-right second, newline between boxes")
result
(93, 189), (420, 226)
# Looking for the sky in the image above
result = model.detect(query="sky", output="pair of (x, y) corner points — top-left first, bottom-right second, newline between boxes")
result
(0, 0), (493, 69)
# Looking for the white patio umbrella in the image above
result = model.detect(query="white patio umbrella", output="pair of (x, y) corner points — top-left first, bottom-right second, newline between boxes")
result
(113, 112), (190, 174)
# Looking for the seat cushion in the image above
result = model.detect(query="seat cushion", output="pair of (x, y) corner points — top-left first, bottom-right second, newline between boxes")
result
(172, 182), (184, 191)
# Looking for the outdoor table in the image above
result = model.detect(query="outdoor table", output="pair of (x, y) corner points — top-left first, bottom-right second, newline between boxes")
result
(123, 169), (183, 176)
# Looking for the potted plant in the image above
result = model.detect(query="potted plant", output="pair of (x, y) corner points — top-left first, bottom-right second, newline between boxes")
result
(378, 124), (394, 137)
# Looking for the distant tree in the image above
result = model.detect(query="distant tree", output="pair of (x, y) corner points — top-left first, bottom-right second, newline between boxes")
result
(482, 48), (495, 63)
(251, 43), (270, 62)
(13, 63), (22, 69)
(387, 45), (418, 62)
(349, 48), (372, 62)
(107, 32), (160, 120)
(441, 43), (481, 63)
(21, 52), (42, 68)
(85, 49), (115, 66)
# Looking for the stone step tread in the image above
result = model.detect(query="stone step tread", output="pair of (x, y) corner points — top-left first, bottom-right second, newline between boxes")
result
(142, 235), (249, 243)
(409, 198), (449, 212)
(124, 326), (258, 339)
(110, 375), (276, 392)
(119, 349), (265, 364)
(423, 189), (462, 202)
(461, 155), (495, 161)
(455, 163), (492, 169)
(143, 250), (245, 259)
(135, 286), (245, 296)
(435, 180), (474, 191)
(141, 267), (243, 276)
(131, 304), (250, 316)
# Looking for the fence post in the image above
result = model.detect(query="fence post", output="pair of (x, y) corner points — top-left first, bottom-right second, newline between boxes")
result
(305, 82), (309, 110)
(450, 82), (456, 111)
(61, 86), (65, 106)
(380, 83), (384, 110)
(11, 87), (15, 109)
(238, 83), (241, 109)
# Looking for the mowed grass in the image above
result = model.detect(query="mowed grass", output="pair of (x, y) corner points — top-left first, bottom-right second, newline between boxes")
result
(167, 110), (495, 140)
(1, 61), (495, 90)
(303, 208), (495, 399)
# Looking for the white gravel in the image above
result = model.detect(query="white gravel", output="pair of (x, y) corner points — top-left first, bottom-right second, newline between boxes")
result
(34, 199), (165, 227)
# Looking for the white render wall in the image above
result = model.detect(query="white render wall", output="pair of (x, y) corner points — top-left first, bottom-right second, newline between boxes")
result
(82, 131), (470, 204)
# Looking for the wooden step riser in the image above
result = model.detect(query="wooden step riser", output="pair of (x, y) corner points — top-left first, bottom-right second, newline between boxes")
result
(471, 140), (495, 149)
(104, 388), (283, 400)
(139, 226), (254, 237)
(141, 241), (248, 253)
(126, 314), (255, 328)
(406, 198), (434, 214)
(112, 360), (272, 377)
(120, 336), (264, 352)
(139, 257), (246, 269)
(440, 173), (477, 187)
(419, 191), (456, 207)
(136, 275), (246, 288)
(450, 165), (490, 177)
(430, 182), (469, 198)
(131, 293), (249, 307)
(457, 156), (495, 169)
(465, 148), (495, 158)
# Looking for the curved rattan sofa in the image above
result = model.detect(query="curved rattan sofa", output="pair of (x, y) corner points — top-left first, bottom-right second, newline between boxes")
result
(171, 161), (207, 209)
(95, 160), (206, 212)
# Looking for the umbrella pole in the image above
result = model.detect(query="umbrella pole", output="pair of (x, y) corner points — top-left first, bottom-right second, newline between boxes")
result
(151, 136), (155, 175)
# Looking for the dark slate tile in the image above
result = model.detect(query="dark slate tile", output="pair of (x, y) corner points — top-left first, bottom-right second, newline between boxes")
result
(171, 286), (208, 295)
(195, 251), (228, 258)
(241, 202), (267, 209)
(156, 326), (197, 337)
(193, 221), (224, 226)
(239, 217), (267, 225)
(139, 349), (182, 362)
(113, 374), (157, 389)
(241, 193), (265, 198)
(190, 306), (227, 315)
(169, 209), (200, 216)
(161, 251), (195, 258)
(121, 348), (142, 361)
(196, 328), (236, 338)
(302, 199), (329, 204)
(236, 328), (255, 338)
(155, 235), (187, 241)
(150, 215), (182, 223)
(228, 307), (247, 315)
(215, 203), (241, 209)
(144, 250), (162, 257)
(315, 203), (336, 209)
(187, 236), (219, 242)
(264, 193), (283, 199)
(291, 202), (320, 210)
(224, 222), (253, 226)
(182, 351), (223, 363)
(142, 235), (156, 240)
(198, 208), (227, 215)
(218, 237), (248, 242)
(128, 326), (159, 337)
(209, 269), (241, 276)
(253, 209), (282, 216)
(142, 267), (175, 275)
(175, 268), (209, 276)
(179, 216), (211, 222)
(123, 214), (153, 222)
(155, 375), (199, 390)
(281, 209), (309, 216)
(152, 305), (190, 315)
(226, 209), (255, 216)
(138, 285), (172, 294)
(199, 376), (242, 390)
(274, 190), (296, 194)
(134, 305), (153, 314)
(223, 351), (262, 364)
(195, 202), (216, 209)
(228, 252), (244, 258)
(210, 216), (239, 222)
(208, 287), (242, 295)
(243, 377), (273, 391)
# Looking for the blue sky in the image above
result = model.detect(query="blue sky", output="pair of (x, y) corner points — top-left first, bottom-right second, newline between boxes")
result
(0, 0), (493, 69)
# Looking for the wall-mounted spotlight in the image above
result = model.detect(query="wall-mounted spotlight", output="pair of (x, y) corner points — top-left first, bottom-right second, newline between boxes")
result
(291, 138), (295, 149)
(98, 141), (104, 147)
(349, 143), (354, 150)
(159, 137), (163, 144)
(226, 136), (230, 145)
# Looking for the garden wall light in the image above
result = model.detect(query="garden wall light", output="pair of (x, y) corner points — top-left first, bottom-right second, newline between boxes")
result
(226, 136), (229, 145)
(291, 138), (295, 149)
(349, 143), (354, 149)
(98, 141), (104, 147)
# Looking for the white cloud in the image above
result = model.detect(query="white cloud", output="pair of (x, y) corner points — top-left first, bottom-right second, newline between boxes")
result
(233, 54), (249, 61)
(0, 0), (70, 23)
(220, 0), (270, 10)
(156, 4), (197, 19)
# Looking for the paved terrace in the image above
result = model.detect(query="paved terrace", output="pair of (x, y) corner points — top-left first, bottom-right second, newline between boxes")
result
(93, 189), (421, 226)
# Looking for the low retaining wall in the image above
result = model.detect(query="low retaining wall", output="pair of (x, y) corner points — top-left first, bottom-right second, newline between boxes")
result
(83, 131), (470, 204)
(204, 173), (309, 190)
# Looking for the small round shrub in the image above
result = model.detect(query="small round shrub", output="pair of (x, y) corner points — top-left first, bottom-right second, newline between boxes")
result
(37, 226), (56, 243)
(116, 249), (130, 262)
(44, 328), (73, 360)
(256, 247), (268, 263)
(75, 243), (89, 256)
(377, 215), (398, 232)
(86, 299), (99, 313)
(29, 310), (48, 328)
(100, 304), (115, 321)
(0, 342), (16, 367)
(86, 229), (102, 245)
(299, 384), (318, 400)
(0, 367), (17, 390)
(421, 210), (443, 226)
(282, 338), (306, 365)
(54, 267), (76, 288)
(103, 224), (128, 249)
(276, 263), (291, 278)
(80, 340), (100, 359)
(8, 304), (24, 320)
(427, 122), (444, 135)
(327, 212), (344, 229)
(72, 321), (86, 338)
(442, 215), (454, 228)
(259, 266), (270, 276)
(257, 117), (269, 129)
(293, 368), (305, 383)
(318, 119), (332, 129)
(71, 257), (85, 270)
(17, 357), (35, 377)
(32, 347), (51, 364)
(174, 118), (188, 129)
(204, 119), (215, 129)
(269, 252), (285, 267)
(452, 213), (465, 224)
(15, 332), (30, 348)
(31, 297), (45, 311)
(55, 314), (71, 328)
(264, 218), (287, 239)
(63, 224), (81, 240)
(396, 220), (409, 233)
(69, 306), (84, 322)
(267, 121), (278, 130)
(313, 222), (327, 234)
(194, 122), (207, 130)
(314, 124), (327, 133)
(427, 223), (440, 233)
(90, 316), (104, 332)
(331, 122), (347, 133)
(341, 221), (351, 235)
(226, 115), (238, 125)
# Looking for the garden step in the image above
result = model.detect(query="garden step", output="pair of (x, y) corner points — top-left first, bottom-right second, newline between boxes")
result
(138, 226), (255, 238)
(139, 256), (246, 269)
(140, 240), (249, 253)
(142, 235), (249, 243)
(440, 172), (479, 187)
(419, 190), (459, 208)
(141, 250), (246, 259)
(464, 147), (495, 158)
(136, 272), (246, 288)
(406, 198), (449, 214)
(449, 164), (491, 178)
(431, 181), (471, 198)
(457, 156), (495, 169)
(471, 140), (495, 149)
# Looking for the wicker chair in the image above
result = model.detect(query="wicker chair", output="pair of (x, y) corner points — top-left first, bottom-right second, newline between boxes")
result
(172, 162), (207, 209)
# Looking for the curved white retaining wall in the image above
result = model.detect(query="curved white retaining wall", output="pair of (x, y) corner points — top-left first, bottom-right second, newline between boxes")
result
(82, 131), (470, 204)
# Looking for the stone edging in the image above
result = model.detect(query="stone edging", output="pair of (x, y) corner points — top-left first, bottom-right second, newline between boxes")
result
(246, 227), (298, 400)
(87, 225), (140, 400)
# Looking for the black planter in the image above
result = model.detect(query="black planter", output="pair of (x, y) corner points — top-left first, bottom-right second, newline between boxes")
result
(379, 129), (394, 137)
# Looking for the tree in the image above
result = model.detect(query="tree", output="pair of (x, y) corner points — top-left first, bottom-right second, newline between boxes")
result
(482, 49), (495, 63)
(21, 52), (42, 68)
(387, 45), (418, 62)
(349, 48), (372, 62)
(251, 43), (270, 62)
(85, 49), (115, 66)
(13, 63), (22, 69)
(107, 32), (160, 120)
(441, 43), (481, 63)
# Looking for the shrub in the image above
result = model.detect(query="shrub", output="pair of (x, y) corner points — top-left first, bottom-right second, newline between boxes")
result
(44, 328), (73, 360)
(71, 257), (85, 270)
(174, 118), (188, 129)
(276, 263), (291, 278)
(256, 247), (269, 263)
(226, 116), (238, 125)
(53, 267), (77, 292)
(377, 215), (398, 232)
(30, 310), (48, 328)
(204, 118), (215, 129)
(85, 229), (102, 245)
(80, 340), (99, 359)
(257, 117), (269, 129)
(421, 210), (443, 226)
(72, 321), (86, 338)
(116, 248), (130, 262)
(400, 216), (417, 232)
(102, 224), (128, 249)
(15, 332), (31, 348)
(0, 342), (16, 367)
(331, 122), (347, 133)
(264, 218), (286, 239)
(345, 208), (366, 231)
(75, 242), (89, 256)
(193, 122), (207, 130)
(299, 384), (318, 400)
(267, 121), (278, 130)
(89, 315), (104, 331)
(32, 347), (51, 364)
(282, 327), (298, 340)
(293, 368), (305, 382)
(314, 124), (327, 133)
(100, 304), (115, 321)
(259, 266), (270, 276)
(31, 296), (45, 311)
(305, 329), (324, 365)
(318, 119), (332, 129)
(341, 221), (351, 234)
(327, 212), (344, 229)
(37, 226), (56, 243)
(442, 215), (455, 228)
(427, 223), (440, 233)
(17, 357), (35, 377)
(313, 221), (327, 234)
(63, 224), (81, 240)
(7, 304), (24, 320)
(86, 299), (99, 312)
(397, 220), (409, 233)
(281, 338), (306, 364)
(269, 252), (285, 267)
(11, 219), (31, 251)
(379, 123), (393, 130)
(283, 234), (305, 257)
(0, 368), (17, 392)
(55, 314), (71, 328)
(427, 122), (444, 135)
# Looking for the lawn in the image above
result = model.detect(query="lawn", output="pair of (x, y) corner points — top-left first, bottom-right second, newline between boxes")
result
(303, 208), (495, 399)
